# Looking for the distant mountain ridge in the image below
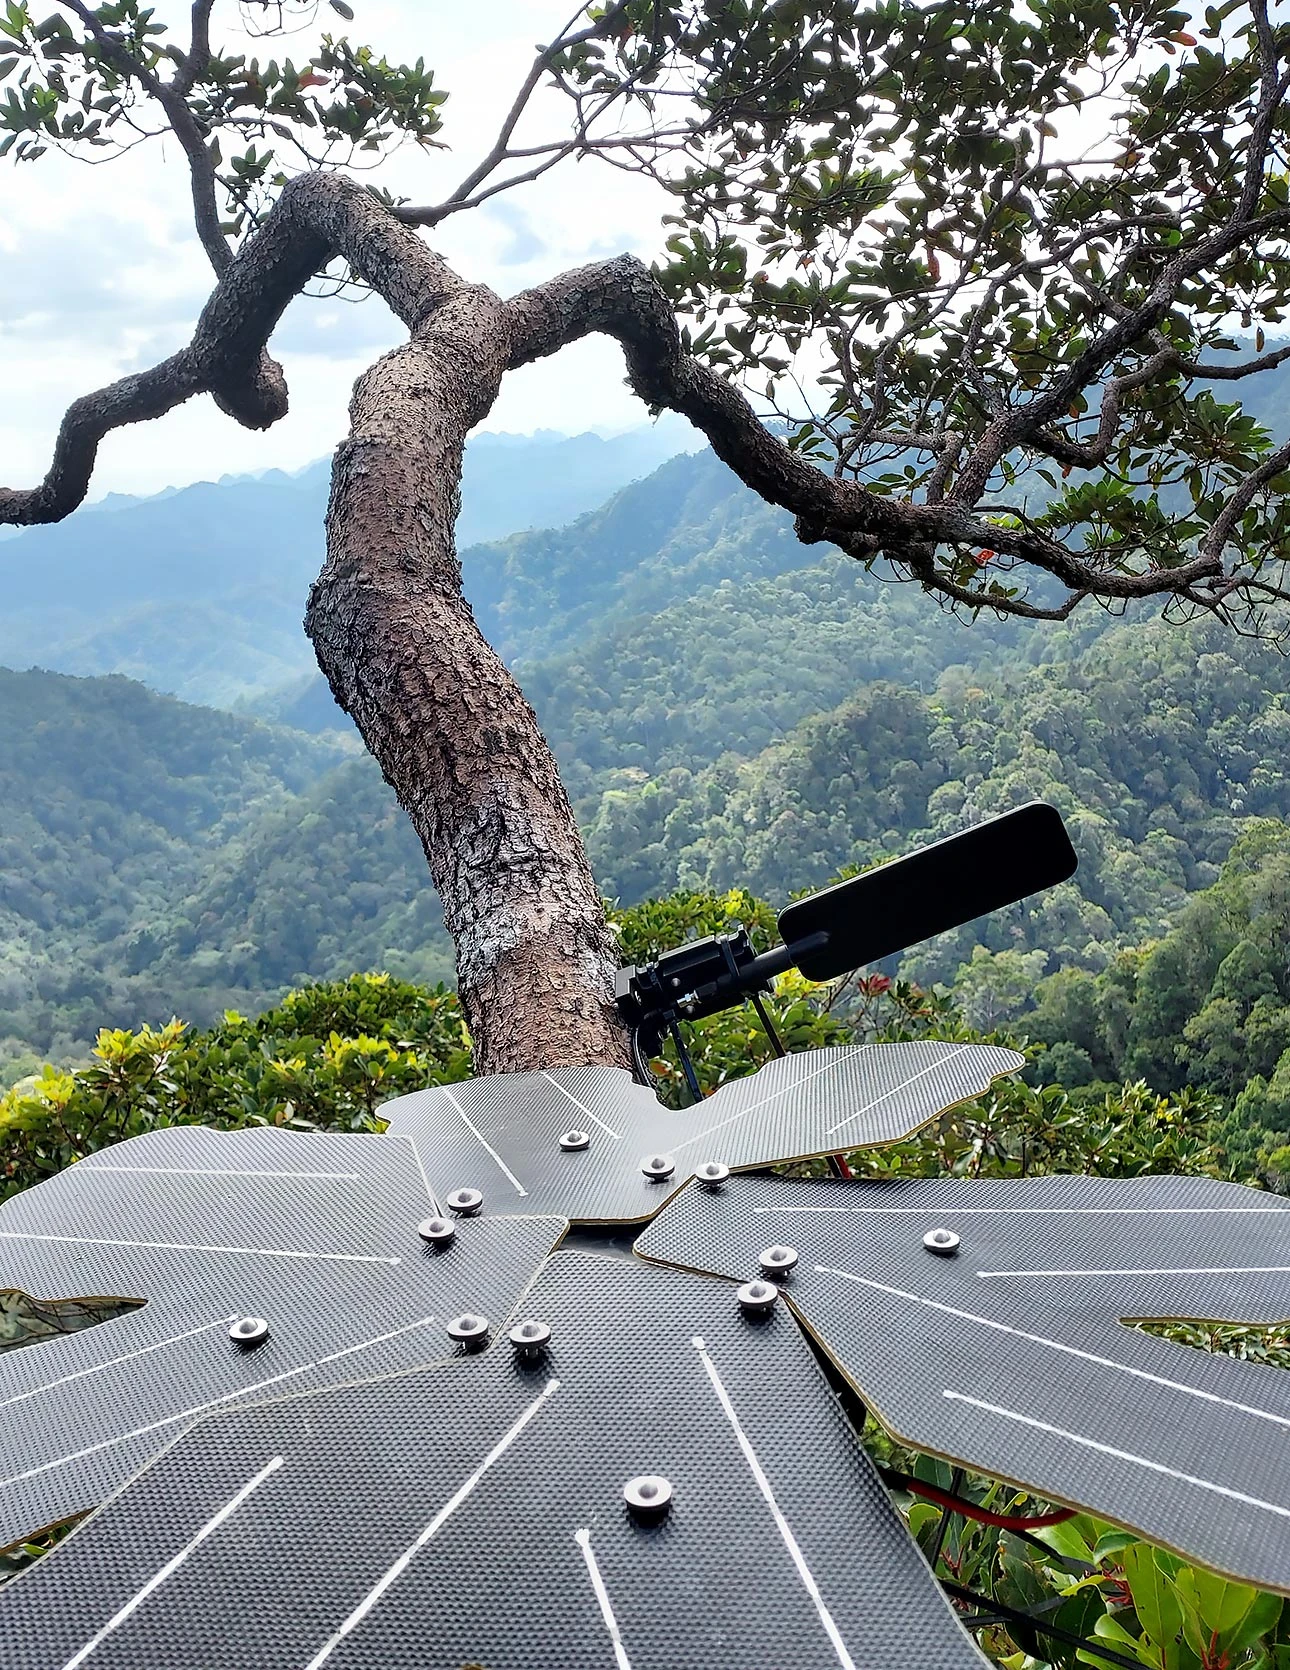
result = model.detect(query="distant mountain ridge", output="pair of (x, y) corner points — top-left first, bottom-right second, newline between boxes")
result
(0, 419), (700, 708)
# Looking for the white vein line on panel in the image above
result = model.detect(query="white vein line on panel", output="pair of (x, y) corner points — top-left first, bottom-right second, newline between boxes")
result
(0, 1318), (439, 1489)
(692, 1336), (856, 1670)
(59, 1454), (284, 1670)
(575, 1530), (634, 1670)
(439, 1088), (528, 1195)
(82, 1165), (361, 1180)
(0, 1231), (399, 1266)
(943, 1390), (1290, 1519)
(302, 1378), (561, 1670)
(543, 1073), (623, 1140)
(672, 1051), (854, 1154)
(977, 1264), (1290, 1280)
(391, 1131), (439, 1215)
(825, 1045), (977, 1138)
(0, 1316), (238, 1412)
(757, 1205), (1283, 1215)
(815, 1266), (1290, 1431)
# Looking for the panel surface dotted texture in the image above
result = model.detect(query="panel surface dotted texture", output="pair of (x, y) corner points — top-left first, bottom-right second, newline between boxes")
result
(382, 1042), (1023, 1223)
(0, 1251), (987, 1670)
(636, 1171), (1290, 1591)
(0, 1125), (563, 1547)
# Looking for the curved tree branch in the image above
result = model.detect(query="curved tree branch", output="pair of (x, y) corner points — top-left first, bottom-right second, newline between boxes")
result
(505, 256), (1225, 609)
(0, 196), (1237, 620)
(0, 172), (438, 526)
(57, 0), (230, 274)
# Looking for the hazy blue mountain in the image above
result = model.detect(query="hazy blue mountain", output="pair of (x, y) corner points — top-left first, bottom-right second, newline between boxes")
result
(0, 419), (699, 708)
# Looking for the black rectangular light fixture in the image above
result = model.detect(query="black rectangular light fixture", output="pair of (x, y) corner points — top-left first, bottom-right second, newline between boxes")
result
(778, 800), (1078, 982)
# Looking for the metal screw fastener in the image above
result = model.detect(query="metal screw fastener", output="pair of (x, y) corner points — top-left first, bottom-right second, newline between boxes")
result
(759, 1244), (799, 1278)
(446, 1187), (484, 1217)
(229, 1317), (269, 1347)
(418, 1216), (456, 1248)
(696, 1160), (730, 1188)
(509, 1319), (551, 1360)
(623, 1474), (673, 1516)
(641, 1153), (676, 1181)
(446, 1313), (490, 1349)
(737, 1280), (779, 1314)
(924, 1227), (961, 1256)
(558, 1130), (590, 1152)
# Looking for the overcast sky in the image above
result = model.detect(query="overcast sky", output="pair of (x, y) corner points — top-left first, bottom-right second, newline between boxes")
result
(0, 1), (678, 498)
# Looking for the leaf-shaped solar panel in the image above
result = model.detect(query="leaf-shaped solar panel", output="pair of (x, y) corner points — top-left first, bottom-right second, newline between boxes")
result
(635, 1171), (1290, 1591)
(0, 1250), (986, 1670)
(0, 1125), (563, 1549)
(381, 1041), (1024, 1223)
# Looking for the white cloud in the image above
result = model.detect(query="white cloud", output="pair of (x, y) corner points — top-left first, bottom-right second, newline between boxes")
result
(0, 0), (675, 499)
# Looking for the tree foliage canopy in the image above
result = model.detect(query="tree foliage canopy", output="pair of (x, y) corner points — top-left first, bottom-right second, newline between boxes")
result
(568, 0), (1290, 624)
(4, 0), (1290, 628)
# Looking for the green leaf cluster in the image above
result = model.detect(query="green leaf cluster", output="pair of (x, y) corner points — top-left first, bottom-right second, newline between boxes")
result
(564, 0), (1290, 598)
(0, 3), (446, 231)
(0, 970), (468, 1204)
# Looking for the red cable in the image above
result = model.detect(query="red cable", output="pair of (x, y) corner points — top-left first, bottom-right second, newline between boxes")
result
(897, 1476), (1076, 1530)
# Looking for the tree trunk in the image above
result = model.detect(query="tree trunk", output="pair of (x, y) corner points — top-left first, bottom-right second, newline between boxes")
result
(11, 175), (921, 1078)
(305, 276), (627, 1076)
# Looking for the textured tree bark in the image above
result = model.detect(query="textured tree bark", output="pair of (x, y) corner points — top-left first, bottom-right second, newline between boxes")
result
(305, 274), (628, 1075)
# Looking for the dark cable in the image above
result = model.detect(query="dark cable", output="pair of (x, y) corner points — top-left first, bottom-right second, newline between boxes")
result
(926, 1466), (964, 1572)
(669, 1020), (704, 1104)
(750, 990), (786, 1056)
(879, 1467), (1077, 1532)
(939, 1580), (1141, 1670)
(630, 1027), (653, 1086)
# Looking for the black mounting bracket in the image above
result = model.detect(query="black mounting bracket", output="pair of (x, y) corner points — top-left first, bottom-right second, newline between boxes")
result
(614, 927), (814, 1057)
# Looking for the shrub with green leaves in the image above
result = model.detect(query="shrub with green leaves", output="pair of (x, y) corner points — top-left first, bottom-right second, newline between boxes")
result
(0, 971), (469, 1204)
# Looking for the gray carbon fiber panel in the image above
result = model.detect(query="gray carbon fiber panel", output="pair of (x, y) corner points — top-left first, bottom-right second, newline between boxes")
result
(0, 1125), (563, 1547)
(382, 1041), (1023, 1223)
(635, 1172), (1290, 1590)
(0, 1250), (986, 1670)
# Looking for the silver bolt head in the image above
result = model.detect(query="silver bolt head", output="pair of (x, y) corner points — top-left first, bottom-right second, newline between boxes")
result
(759, 1244), (799, 1277)
(737, 1279), (779, 1313)
(696, 1160), (730, 1187)
(446, 1313), (490, 1347)
(418, 1216), (456, 1246)
(446, 1187), (484, 1217)
(640, 1153), (676, 1180)
(229, 1316), (269, 1346)
(924, 1227), (961, 1256)
(623, 1474), (673, 1514)
(558, 1130), (590, 1151)
(508, 1318), (551, 1354)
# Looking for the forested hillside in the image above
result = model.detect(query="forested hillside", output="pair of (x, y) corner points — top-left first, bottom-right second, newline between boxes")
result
(5, 439), (1290, 1139)
(584, 614), (1290, 962)
(0, 671), (352, 1080)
